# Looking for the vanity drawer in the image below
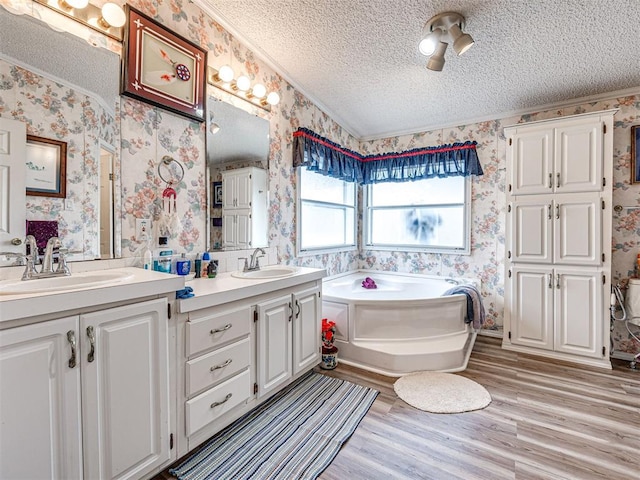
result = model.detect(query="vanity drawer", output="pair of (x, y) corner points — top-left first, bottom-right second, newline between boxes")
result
(186, 337), (251, 397)
(185, 369), (250, 436)
(186, 305), (252, 357)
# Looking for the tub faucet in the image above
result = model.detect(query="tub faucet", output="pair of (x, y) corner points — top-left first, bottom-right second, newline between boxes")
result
(247, 248), (266, 271)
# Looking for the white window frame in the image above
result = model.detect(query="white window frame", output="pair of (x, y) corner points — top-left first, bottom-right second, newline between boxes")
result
(363, 177), (472, 255)
(296, 167), (358, 256)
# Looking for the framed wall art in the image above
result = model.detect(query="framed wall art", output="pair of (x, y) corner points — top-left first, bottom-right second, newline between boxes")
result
(121, 5), (207, 122)
(213, 181), (223, 206)
(25, 135), (67, 198)
(632, 125), (640, 184)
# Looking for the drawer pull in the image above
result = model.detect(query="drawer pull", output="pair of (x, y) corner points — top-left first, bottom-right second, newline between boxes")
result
(210, 359), (233, 371)
(67, 330), (77, 369)
(210, 324), (232, 334)
(210, 393), (232, 408)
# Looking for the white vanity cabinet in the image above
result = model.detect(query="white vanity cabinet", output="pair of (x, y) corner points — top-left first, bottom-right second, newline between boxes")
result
(503, 109), (615, 369)
(221, 167), (268, 249)
(175, 269), (324, 457)
(0, 295), (175, 480)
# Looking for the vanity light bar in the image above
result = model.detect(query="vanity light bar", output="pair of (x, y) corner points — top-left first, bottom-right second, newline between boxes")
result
(207, 66), (279, 113)
(34, 0), (124, 42)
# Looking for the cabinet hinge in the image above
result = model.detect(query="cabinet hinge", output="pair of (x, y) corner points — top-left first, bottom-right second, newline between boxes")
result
(602, 177), (606, 187)
(507, 204), (511, 213)
(170, 433), (174, 450)
(508, 331), (512, 340)
(167, 303), (172, 320)
(601, 199), (605, 210)
(509, 138), (512, 146)
(253, 310), (258, 322)
(602, 346), (606, 357)
(109, 173), (114, 181)
(602, 253), (605, 263)
(249, 201), (252, 207)
(508, 269), (512, 278)
(508, 250), (511, 259)
(603, 124), (607, 134)
(508, 184), (512, 192)
(253, 382), (258, 394)
(602, 274), (606, 285)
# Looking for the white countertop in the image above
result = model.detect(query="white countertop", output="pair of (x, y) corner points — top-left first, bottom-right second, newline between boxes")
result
(0, 267), (185, 324)
(177, 267), (326, 313)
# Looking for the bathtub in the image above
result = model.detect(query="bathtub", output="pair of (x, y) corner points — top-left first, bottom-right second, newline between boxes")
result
(322, 270), (479, 376)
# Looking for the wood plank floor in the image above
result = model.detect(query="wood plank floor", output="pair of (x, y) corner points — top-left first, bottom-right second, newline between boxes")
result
(158, 336), (640, 480)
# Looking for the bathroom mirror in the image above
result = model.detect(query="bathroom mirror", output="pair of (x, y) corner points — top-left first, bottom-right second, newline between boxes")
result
(0, 7), (121, 265)
(206, 96), (270, 249)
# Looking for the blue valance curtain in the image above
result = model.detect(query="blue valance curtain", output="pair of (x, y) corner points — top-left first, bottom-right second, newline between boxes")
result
(293, 127), (483, 184)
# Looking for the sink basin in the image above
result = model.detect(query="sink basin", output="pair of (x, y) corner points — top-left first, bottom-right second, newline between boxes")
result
(231, 266), (297, 280)
(0, 271), (135, 295)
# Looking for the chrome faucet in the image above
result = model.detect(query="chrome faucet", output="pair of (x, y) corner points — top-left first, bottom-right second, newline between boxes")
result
(20, 236), (70, 280)
(246, 248), (266, 271)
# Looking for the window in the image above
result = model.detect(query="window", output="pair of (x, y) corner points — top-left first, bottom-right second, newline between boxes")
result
(364, 176), (470, 253)
(297, 167), (357, 254)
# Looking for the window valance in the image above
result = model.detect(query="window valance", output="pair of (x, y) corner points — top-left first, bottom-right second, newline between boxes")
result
(293, 127), (483, 184)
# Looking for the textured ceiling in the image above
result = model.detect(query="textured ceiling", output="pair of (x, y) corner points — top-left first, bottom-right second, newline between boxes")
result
(196, 0), (640, 140)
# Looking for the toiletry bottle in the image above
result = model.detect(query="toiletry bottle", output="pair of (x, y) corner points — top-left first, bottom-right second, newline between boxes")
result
(207, 259), (218, 278)
(194, 254), (202, 278)
(142, 241), (153, 270)
(176, 253), (191, 276)
(201, 252), (210, 278)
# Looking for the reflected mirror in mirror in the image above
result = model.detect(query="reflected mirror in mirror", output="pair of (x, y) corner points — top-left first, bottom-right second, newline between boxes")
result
(0, 6), (121, 266)
(206, 96), (270, 250)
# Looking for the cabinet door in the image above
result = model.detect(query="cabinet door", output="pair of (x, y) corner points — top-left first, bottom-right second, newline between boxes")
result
(222, 173), (237, 208)
(235, 171), (252, 209)
(510, 126), (553, 195)
(510, 266), (554, 350)
(555, 118), (602, 193)
(554, 268), (603, 358)
(292, 286), (321, 375)
(554, 194), (601, 265)
(81, 298), (171, 480)
(236, 211), (251, 248)
(510, 196), (553, 264)
(222, 212), (237, 248)
(256, 294), (292, 398)
(0, 316), (82, 480)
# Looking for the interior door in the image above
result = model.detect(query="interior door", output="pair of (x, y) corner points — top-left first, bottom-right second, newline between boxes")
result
(0, 117), (26, 264)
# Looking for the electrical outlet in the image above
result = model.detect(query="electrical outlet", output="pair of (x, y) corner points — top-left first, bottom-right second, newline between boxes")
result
(136, 218), (150, 242)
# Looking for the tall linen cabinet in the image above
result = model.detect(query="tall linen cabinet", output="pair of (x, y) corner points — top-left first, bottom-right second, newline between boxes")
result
(502, 109), (616, 369)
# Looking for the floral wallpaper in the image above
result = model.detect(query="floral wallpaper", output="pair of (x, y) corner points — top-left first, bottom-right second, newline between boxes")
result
(2, 0), (639, 356)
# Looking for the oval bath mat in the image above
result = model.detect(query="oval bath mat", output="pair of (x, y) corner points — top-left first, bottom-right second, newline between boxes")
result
(394, 371), (491, 413)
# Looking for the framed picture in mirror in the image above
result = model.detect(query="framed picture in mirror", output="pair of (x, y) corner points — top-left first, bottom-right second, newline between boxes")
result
(213, 182), (223, 206)
(632, 125), (640, 184)
(122, 5), (206, 122)
(25, 135), (67, 198)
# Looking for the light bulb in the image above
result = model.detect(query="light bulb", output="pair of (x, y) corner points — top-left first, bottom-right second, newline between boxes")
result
(418, 29), (442, 56)
(217, 65), (234, 83)
(250, 83), (266, 99)
(266, 91), (280, 106)
(235, 75), (251, 92)
(99, 3), (126, 28)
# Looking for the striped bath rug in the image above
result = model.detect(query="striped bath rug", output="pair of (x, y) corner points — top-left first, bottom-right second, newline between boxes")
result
(169, 371), (378, 480)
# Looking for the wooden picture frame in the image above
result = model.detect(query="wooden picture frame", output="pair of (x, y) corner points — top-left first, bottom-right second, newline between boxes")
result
(213, 182), (223, 206)
(632, 125), (640, 184)
(121, 5), (207, 122)
(25, 135), (66, 198)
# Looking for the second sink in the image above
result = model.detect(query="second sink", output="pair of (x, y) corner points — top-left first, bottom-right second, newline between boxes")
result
(231, 266), (297, 280)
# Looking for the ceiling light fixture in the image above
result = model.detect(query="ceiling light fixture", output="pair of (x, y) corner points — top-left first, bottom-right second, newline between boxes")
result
(418, 12), (474, 71)
(34, 0), (125, 41)
(207, 66), (280, 112)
